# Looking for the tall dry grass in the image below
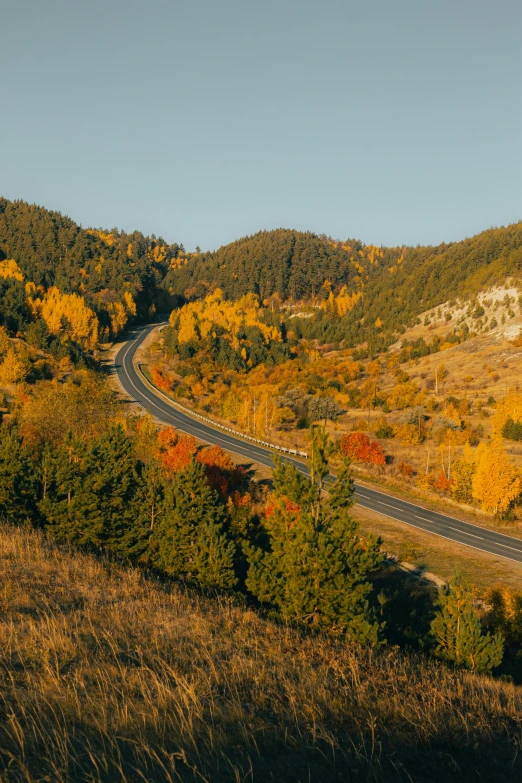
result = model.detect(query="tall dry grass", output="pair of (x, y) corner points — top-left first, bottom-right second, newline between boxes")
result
(0, 523), (521, 782)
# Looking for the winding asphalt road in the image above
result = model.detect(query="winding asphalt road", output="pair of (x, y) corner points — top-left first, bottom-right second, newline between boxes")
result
(115, 324), (522, 566)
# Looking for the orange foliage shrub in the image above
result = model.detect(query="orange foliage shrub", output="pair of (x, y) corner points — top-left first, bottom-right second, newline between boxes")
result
(398, 461), (415, 477)
(157, 430), (197, 471)
(340, 432), (386, 466)
(156, 428), (244, 497)
(265, 496), (301, 523)
(197, 444), (245, 496)
(150, 366), (172, 393)
(433, 472), (454, 494)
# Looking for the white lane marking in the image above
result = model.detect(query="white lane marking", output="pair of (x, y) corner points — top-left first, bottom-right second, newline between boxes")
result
(448, 526), (484, 541)
(376, 500), (404, 512)
(494, 541), (522, 553)
(415, 515), (433, 523)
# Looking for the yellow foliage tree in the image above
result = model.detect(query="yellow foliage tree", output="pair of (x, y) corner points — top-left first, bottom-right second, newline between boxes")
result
(386, 381), (421, 410)
(0, 258), (24, 281)
(491, 391), (522, 436)
(0, 327), (10, 357)
(335, 287), (362, 317)
(29, 286), (99, 349)
(393, 422), (422, 446)
(0, 347), (30, 384)
(472, 438), (521, 514)
(170, 289), (281, 347)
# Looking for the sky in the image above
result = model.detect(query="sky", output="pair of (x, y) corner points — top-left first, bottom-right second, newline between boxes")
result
(1, 0), (521, 251)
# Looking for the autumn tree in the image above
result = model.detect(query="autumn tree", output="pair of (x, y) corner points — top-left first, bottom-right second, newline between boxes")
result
(451, 444), (476, 503)
(472, 438), (521, 515)
(0, 347), (31, 385)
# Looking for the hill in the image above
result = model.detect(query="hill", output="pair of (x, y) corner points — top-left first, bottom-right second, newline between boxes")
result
(1, 522), (521, 783)
(0, 197), (186, 345)
(166, 222), (522, 350)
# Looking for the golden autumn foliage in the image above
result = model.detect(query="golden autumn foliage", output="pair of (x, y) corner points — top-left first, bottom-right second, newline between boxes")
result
(471, 438), (521, 514)
(28, 287), (99, 349)
(87, 229), (115, 246)
(386, 381), (422, 410)
(0, 327), (10, 356)
(491, 391), (522, 437)
(0, 258), (24, 281)
(170, 289), (281, 348)
(16, 372), (118, 451)
(0, 347), (30, 385)
(106, 292), (136, 338)
(321, 286), (362, 317)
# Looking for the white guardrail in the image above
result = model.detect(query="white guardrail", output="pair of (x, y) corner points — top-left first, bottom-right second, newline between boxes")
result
(135, 363), (309, 459)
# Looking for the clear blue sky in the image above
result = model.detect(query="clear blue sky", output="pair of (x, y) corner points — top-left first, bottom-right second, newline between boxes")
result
(2, 0), (521, 251)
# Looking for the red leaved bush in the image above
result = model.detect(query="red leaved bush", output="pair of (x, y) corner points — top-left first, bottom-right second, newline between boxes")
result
(340, 432), (386, 466)
(433, 472), (454, 494)
(156, 428), (244, 496)
(398, 461), (415, 477)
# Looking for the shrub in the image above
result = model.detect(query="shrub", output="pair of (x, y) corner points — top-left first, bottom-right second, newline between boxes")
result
(340, 432), (386, 466)
(398, 462), (415, 477)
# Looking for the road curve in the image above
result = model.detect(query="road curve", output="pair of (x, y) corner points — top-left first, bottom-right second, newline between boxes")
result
(115, 324), (522, 566)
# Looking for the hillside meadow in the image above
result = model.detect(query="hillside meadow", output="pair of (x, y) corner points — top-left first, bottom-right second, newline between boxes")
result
(1, 522), (522, 783)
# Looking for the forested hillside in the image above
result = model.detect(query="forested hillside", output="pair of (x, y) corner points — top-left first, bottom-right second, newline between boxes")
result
(0, 198), (185, 346)
(2, 198), (521, 354)
(166, 222), (522, 350)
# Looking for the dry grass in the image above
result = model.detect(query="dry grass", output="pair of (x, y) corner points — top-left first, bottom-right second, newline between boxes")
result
(1, 525), (522, 782)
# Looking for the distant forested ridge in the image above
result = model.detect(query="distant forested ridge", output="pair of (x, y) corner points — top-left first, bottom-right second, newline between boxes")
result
(166, 223), (522, 349)
(2, 197), (521, 353)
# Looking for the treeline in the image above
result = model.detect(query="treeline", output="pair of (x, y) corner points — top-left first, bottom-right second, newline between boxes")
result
(163, 228), (372, 301)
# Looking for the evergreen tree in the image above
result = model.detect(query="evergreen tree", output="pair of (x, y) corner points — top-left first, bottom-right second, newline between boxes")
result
(43, 426), (141, 556)
(247, 429), (382, 642)
(431, 574), (504, 674)
(132, 459), (167, 561)
(151, 458), (237, 589)
(39, 430), (84, 540)
(0, 427), (37, 524)
(193, 517), (237, 590)
(79, 425), (141, 555)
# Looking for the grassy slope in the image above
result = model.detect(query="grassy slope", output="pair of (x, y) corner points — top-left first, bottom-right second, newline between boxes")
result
(1, 524), (522, 782)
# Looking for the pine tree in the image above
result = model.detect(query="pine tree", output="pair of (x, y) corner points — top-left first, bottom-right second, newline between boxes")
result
(44, 426), (141, 555)
(431, 574), (504, 674)
(132, 459), (167, 561)
(40, 430), (84, 540)
(151, 458), (237, 588)
(0, 427), (37, 524)
(194, 517), (237, 589)
(247, 430), (382, 642)
(79, 425), (141, 555)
